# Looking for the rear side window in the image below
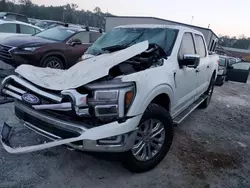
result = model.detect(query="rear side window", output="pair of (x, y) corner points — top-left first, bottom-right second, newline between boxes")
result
(178, 32), (195, 58)
(0, 23), (17, 33)
(89, 32), (102, 43)
(195, 34), (206, 57)
(19, 24), (36, 34)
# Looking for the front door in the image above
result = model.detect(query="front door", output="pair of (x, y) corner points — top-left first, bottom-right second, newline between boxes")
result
(172, 32), (198, 117)
(226, 60), (250, 83)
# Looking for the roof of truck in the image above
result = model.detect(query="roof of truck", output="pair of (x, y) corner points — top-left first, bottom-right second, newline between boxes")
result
(115, 24), (203, 35)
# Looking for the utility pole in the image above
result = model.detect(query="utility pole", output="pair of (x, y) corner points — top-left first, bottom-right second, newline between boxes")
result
(191, 16), (194, 25)
(208, 24), (210, 29)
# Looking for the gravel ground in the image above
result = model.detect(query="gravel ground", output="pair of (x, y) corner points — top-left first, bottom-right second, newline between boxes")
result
(0, 77), (250, 188)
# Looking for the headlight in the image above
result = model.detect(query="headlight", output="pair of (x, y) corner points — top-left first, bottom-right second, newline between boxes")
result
(86, 80), (136, 119)
(22, 47), (40, 51)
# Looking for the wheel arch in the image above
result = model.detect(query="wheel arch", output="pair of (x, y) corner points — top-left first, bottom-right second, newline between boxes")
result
(40, 52), (67, 68)
(127, 84), (174, 117)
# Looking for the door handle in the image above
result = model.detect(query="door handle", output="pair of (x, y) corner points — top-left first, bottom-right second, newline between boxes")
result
(195, 69), (200, 73)
(207, 65), (210, 68)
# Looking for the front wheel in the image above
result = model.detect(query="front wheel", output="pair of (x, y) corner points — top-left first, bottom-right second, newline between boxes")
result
(41, 56), (64, 69)
(122, 103), (173, 173)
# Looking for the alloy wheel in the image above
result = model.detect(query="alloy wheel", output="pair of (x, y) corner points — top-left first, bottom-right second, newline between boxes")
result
(132, 119), (166, 161)
(46, 61), (62, 69)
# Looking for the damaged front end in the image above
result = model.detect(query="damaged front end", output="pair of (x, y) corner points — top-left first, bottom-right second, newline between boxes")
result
(0, 41), (165, 154)
(0, 74), (141, 154)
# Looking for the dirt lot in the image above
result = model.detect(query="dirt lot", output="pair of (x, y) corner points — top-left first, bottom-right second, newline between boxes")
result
(0, 77), (249, 188)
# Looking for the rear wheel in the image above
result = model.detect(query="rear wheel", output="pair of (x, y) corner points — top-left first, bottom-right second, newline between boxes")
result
(122, 103), (173, 173)
(41, 56), (64, 69)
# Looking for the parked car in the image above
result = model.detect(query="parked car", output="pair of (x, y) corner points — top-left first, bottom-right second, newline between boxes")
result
(1, 25), (220, 172)
(28, 18), (40, 25)
(35, 20), (65, 29)
(0, 26), (102, 69)
(0, 12), (28, 23)
(215, 55), (229, 86)
(0, 19), (42, 41)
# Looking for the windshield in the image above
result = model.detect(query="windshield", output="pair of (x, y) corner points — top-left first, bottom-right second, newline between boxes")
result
(86, 27), (178, 56)
(35, 27), (75, 41)
(219, 57), (226, 66)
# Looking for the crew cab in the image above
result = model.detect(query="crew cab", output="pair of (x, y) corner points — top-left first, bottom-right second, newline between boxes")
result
(0, 25), (218, 172)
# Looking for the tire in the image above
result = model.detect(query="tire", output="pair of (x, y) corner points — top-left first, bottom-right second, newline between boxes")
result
(218, 76), (225, 86)
(122, 103), (174, 173)
(199, 74), (215, 109)
(41, 56), (64, 69)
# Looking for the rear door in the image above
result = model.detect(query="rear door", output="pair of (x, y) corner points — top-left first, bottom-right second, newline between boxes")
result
(226, 58), (250, 83)
(194, 34), (211, 98)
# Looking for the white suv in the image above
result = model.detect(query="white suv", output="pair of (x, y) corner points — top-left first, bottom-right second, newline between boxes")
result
(0, 19), (42, 40)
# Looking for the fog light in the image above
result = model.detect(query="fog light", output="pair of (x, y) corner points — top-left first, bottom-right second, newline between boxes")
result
(98, 135), (123, 145)
(95, 105), (118, 117)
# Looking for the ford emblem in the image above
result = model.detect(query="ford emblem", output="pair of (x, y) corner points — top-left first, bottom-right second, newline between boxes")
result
(21, 93), (40, 105)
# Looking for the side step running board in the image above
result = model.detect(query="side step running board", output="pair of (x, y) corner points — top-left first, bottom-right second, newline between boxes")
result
(173, 94), (208, 125)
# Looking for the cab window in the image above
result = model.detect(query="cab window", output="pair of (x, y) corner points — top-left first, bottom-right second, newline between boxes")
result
(178, 32), (196, 58)
(195, 34), (207, 57)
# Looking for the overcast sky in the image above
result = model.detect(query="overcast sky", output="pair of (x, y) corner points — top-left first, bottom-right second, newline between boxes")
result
(33, 0), (249, 37)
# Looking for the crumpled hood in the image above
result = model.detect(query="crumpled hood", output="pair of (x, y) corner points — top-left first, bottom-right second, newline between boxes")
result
(15, 41), (149, 91)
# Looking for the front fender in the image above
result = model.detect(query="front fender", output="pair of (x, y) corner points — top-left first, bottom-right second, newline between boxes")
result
(127, 84), (174, 117)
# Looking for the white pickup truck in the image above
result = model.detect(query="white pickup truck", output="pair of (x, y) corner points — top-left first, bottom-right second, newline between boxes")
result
(0, 24), (218, 172)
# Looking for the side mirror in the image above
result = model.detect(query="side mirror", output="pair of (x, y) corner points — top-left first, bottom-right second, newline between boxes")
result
(70, 40), (82, 46)
(227, 65), (233, 69)
(179, 54), (200, 68)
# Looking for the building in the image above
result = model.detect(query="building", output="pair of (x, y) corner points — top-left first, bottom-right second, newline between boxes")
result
(105, 16), (218, 51)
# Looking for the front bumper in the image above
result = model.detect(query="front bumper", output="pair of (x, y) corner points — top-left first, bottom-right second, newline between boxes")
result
(1, 101), (141, 154)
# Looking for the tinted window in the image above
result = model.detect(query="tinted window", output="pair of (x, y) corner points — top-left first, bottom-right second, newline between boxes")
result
(178, 32), (195, 58)
(195, 34), (206, 57)
(0, 23), (17, 33)
(20, 24), (36, 34)
(71, 32), (89, 43)
(219, 58), (226, 66)
(89, 32), (102, 43)
(35, 27), (75, 41)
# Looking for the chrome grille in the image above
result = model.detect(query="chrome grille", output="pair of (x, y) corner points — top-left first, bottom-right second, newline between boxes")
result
(0, 44), (13, 60)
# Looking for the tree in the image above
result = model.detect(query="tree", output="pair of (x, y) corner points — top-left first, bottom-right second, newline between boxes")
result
(93, 6), (101, 13)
